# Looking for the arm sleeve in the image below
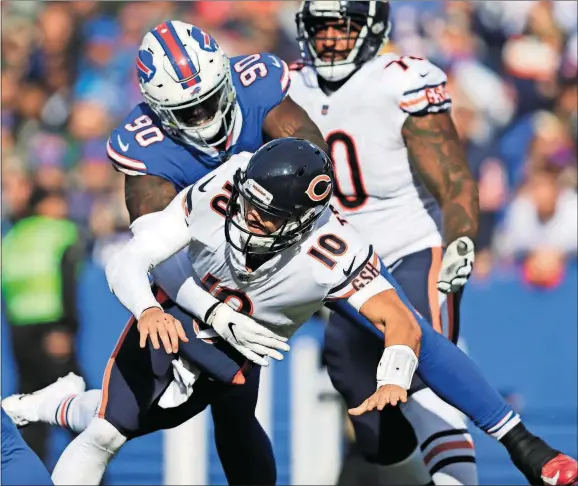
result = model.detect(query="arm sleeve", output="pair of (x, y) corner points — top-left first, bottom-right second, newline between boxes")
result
(151, 252), (220, 323)
(105, 186), (193, 319)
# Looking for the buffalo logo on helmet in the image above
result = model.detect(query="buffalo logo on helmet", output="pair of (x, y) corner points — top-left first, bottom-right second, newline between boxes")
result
(190, 25), (219, 53)
(136, 49), (157, 83)
(306, 174), (332, 202)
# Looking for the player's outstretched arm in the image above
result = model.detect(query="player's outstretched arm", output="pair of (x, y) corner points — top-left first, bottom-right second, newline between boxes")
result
(124, 174), (178, 223)
(106, 187), (193, 352)
(348, 288), (422, 415)
(151, 253), (290, 366)
(262, 95), (329, 153)
(402, 112), (478, 293)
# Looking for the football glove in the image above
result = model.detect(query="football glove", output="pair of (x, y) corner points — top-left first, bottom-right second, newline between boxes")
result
(205, 303), (290, 367)
(437, 236), (475, 294)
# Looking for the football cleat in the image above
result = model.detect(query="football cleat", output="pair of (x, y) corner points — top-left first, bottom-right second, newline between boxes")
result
(2, 372), (86, 427)
(541, 454), (578, 485)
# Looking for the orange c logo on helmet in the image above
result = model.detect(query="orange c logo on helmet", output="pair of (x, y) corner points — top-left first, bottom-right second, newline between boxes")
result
(306, 175), (332, 202)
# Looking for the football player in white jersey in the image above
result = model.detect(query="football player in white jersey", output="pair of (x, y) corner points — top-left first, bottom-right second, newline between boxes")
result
(43, 138), (419, 485)
(290, 1), (487, 484)
(5, 139), (576, 486)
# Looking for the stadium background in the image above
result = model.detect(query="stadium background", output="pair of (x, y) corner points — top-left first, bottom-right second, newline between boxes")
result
(1, 1), (576, 485)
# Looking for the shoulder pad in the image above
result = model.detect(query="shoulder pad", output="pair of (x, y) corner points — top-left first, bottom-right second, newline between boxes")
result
(385, 56), (451, 116)
(107, 135), (147, 176)
(107, 104), (170, 176)
(305, 212), (376, 295)
(231, 52), (290, 114)
(185, 152), (249, 214)
(288, 61), (318, 90)
(108, 104), (198, 190)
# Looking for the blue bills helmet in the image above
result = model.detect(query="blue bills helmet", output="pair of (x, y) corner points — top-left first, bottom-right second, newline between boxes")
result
(225, 138), (333, 255)
(296, 1), (391, 82)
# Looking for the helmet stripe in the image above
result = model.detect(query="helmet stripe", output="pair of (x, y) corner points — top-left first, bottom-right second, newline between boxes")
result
(136, 57), (151, 76)
(165, 21), (199, 87)
(152, 21), (200, 89)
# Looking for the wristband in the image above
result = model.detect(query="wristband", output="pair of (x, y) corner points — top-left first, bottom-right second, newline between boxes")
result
(376, 345), (418, 390)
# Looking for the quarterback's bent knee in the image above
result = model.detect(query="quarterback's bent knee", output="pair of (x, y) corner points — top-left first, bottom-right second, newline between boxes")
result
(84, 418), (127, 453)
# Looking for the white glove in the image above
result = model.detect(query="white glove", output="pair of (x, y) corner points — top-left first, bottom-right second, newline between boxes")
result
(437, 236), (475, 294)
(205, 303), (290, 367)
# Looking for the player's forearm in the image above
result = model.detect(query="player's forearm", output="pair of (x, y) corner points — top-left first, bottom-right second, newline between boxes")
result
(361, 289), (422, 390)
(403, 112), (479, 246)
(151, 260), (220, 323)
(106, 237), (163, 320)
(378, 298), (422, 357)
(293, 126), (329, 154)
(438, 178), (479, 245)
(358, 287), (421, 357)
(108, 195), (193, 319)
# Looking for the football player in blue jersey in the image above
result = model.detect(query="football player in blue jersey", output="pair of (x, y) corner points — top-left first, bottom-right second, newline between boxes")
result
(2, 407), (53, 485)
(6, 21), (323, 486)
(107, 20), (327, 221)
(103, 20), (327, 486)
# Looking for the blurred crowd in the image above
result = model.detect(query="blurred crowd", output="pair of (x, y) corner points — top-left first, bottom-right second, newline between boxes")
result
(2, 0), (577, 285)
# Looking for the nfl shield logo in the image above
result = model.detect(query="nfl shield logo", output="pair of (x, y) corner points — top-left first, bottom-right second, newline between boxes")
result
(321, 104), (329, 116)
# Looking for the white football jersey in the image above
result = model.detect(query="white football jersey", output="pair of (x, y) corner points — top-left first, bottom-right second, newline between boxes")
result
(178, 153), (389, 338)
(289, 54), (452, 266)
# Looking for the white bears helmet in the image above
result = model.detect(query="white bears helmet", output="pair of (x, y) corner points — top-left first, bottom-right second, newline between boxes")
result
(137, 20), (237, 148)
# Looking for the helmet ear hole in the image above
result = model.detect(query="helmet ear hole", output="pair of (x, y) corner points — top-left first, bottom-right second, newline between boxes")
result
(297, 167), (306, 177)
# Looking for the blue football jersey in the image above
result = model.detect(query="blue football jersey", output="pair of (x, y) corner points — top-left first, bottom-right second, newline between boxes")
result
(107, 52), (290, 191)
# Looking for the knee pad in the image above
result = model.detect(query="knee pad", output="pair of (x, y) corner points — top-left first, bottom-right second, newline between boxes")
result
(84, 418), (127, 454)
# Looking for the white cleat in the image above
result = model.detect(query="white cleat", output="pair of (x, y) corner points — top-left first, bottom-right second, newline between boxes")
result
(2, 372), (86, 427)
